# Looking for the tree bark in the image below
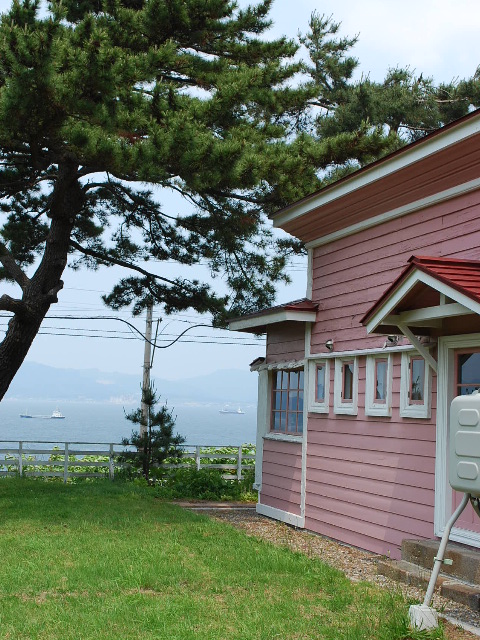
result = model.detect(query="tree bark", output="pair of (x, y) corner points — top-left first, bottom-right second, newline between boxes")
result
(0, 158), (83, 400)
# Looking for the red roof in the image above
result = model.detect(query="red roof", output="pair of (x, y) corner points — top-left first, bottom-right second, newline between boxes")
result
(231, 298), (318, 322)
(361, 255), (480, 325)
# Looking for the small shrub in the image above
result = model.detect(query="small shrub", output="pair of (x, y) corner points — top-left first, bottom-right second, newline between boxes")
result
(119, 384), (185, 482)
(155, 467), (257, 502)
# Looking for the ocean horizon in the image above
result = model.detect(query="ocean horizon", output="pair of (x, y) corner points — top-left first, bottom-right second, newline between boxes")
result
(0, 399), (257, 447)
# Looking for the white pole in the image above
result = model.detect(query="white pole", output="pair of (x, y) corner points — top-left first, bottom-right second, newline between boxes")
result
(141, 304), (153, 436)
(409, 492), (471, 630)
(423, 492), (470, 607)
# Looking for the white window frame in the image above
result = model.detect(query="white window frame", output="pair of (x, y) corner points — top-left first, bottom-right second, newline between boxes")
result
(400, 351), (431, 418)
(365, 354), (392, 417)
(334, 357), (358, 415)
(308, 359), (330, 413)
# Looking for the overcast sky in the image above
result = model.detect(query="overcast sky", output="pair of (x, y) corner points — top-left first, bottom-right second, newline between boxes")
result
(1, 0), (479, 381)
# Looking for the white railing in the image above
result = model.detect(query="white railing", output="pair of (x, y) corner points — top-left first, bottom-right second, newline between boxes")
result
(0, 441), (255, 483)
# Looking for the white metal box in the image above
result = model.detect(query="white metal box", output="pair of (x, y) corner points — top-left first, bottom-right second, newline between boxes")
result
(450, 391), (480, 496)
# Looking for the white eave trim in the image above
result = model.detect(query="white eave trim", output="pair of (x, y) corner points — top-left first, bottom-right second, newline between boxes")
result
(255, 358), (305, 372)
(304, 177), (480, 249)
(364, 269), (480, 335)
(228, 309), (317, 333)
(273, 115), (480, 231)
(308, 343), (419, 360)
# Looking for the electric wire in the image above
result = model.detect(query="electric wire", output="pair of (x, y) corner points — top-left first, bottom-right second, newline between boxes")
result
(0, 322), (260, 341)
(26, 330), (262, 346)
(0, 314), (264, 347)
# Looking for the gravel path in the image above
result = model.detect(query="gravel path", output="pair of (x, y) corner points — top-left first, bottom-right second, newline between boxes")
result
(197, 507), (480, 640)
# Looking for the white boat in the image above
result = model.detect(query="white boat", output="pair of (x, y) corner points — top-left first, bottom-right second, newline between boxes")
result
(219, 406), (245, 415)
(19, 409), (65, 419)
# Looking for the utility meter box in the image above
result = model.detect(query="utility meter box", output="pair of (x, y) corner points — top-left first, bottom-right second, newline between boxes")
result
(450, 391), (480, 497)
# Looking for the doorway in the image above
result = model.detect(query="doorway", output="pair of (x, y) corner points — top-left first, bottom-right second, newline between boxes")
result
(437, 335), (480, 546)
(452, 349), (480, 534)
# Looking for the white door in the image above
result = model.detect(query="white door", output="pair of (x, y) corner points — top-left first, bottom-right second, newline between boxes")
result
(436, 335), (480, 547)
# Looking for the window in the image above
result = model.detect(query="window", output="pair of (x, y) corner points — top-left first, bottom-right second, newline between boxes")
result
(400, 352), (431, 418)
(410, 357), (425, 403)
(316, 363), (326, 403)
(365, 355), (392, 417)
(271, 369), (304, 435)
(334, 357), (358, 415)
(342, 360), (355, 401)
(455, 350), (480, 396)
(308, 359), (330, 413)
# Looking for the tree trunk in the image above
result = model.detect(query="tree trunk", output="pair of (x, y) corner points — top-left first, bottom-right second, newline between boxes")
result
(0, 158), (83, 400)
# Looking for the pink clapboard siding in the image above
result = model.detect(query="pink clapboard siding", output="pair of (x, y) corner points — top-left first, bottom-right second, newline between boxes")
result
(311, 190), (480, 353)
(306, 192), (453, 555)
(260, 438), (302, 515)
(266, 322), (305, 364)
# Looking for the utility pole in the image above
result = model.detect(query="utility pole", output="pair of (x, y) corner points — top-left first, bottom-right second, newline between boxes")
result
(141, 303), (153, 436)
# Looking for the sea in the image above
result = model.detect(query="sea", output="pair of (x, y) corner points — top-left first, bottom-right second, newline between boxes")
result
(0, 400), (257, 447)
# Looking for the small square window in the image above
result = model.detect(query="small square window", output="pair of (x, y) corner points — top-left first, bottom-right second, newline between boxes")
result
(365, 355), (392, 417)
(334, 357), (358, 415)
(400, 352), (431, 418)
(308, 360), (330, 413)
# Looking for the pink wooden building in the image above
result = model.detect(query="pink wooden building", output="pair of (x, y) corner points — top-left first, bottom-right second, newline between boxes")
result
(230, 109), (480, 559)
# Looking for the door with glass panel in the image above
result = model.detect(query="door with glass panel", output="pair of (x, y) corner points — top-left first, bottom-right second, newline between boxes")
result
(452, 349), (480, 534)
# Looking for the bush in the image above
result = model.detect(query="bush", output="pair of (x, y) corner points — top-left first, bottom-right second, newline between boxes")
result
(154, 467), (257, 502)
(119, 384), (185, 482)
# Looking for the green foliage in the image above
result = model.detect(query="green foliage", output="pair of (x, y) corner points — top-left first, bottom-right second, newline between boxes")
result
(299, 12), (480, 183)
(155, 467), (257, 501)
(119, 384), (185, 482)
(0, 0), (479, 397)
(4, 448), (110, 482)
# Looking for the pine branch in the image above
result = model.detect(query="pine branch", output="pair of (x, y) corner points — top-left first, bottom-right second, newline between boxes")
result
(0, 294), (27, 314)
(0, 242), (31, 289)
(69, 239), (179, 287)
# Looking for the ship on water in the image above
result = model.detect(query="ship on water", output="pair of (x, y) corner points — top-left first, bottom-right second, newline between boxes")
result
(219, 405), (244, 415)
(20, 409), (65, 419)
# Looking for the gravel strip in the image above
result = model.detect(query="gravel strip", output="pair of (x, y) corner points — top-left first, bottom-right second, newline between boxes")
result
(202, 508), (480, 639)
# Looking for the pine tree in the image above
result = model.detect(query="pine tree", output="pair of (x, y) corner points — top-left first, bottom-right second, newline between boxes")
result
(0, 2), (479, 400)
(300, 13), (480, 182)
(120, 384), (184, 482)
(0, 0), (320, 398)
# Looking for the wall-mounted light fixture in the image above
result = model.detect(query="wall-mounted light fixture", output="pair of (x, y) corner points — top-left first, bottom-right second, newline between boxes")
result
(325, 339), (334, 351)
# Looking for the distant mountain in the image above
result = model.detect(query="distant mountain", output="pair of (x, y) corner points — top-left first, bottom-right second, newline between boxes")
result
(4, 362), (258, 404)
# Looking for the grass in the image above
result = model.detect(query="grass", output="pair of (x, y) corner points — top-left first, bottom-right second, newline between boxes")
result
(0, 478), (444, 640)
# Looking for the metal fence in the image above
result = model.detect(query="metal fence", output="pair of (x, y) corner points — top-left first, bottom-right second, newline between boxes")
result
(0, 441), (255, 483)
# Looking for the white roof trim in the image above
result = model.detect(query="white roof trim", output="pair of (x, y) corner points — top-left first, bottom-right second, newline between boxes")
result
(308, 343), (421, 360)
(273, 115), (480, 230)
(229, 309), (317, 333)
(386, 302), (473, 326)
(256, 358), (305, 372)
(304, 177), (480, 249)
(365, 269), (480, 334)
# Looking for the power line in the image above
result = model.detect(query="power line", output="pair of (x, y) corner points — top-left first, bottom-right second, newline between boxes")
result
(10, 330), (263, 346)
(0, 322), (263, 342)
(0, 314), (264, 348)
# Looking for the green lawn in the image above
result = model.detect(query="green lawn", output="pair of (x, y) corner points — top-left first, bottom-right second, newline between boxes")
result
(0, 479), (441, 640)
